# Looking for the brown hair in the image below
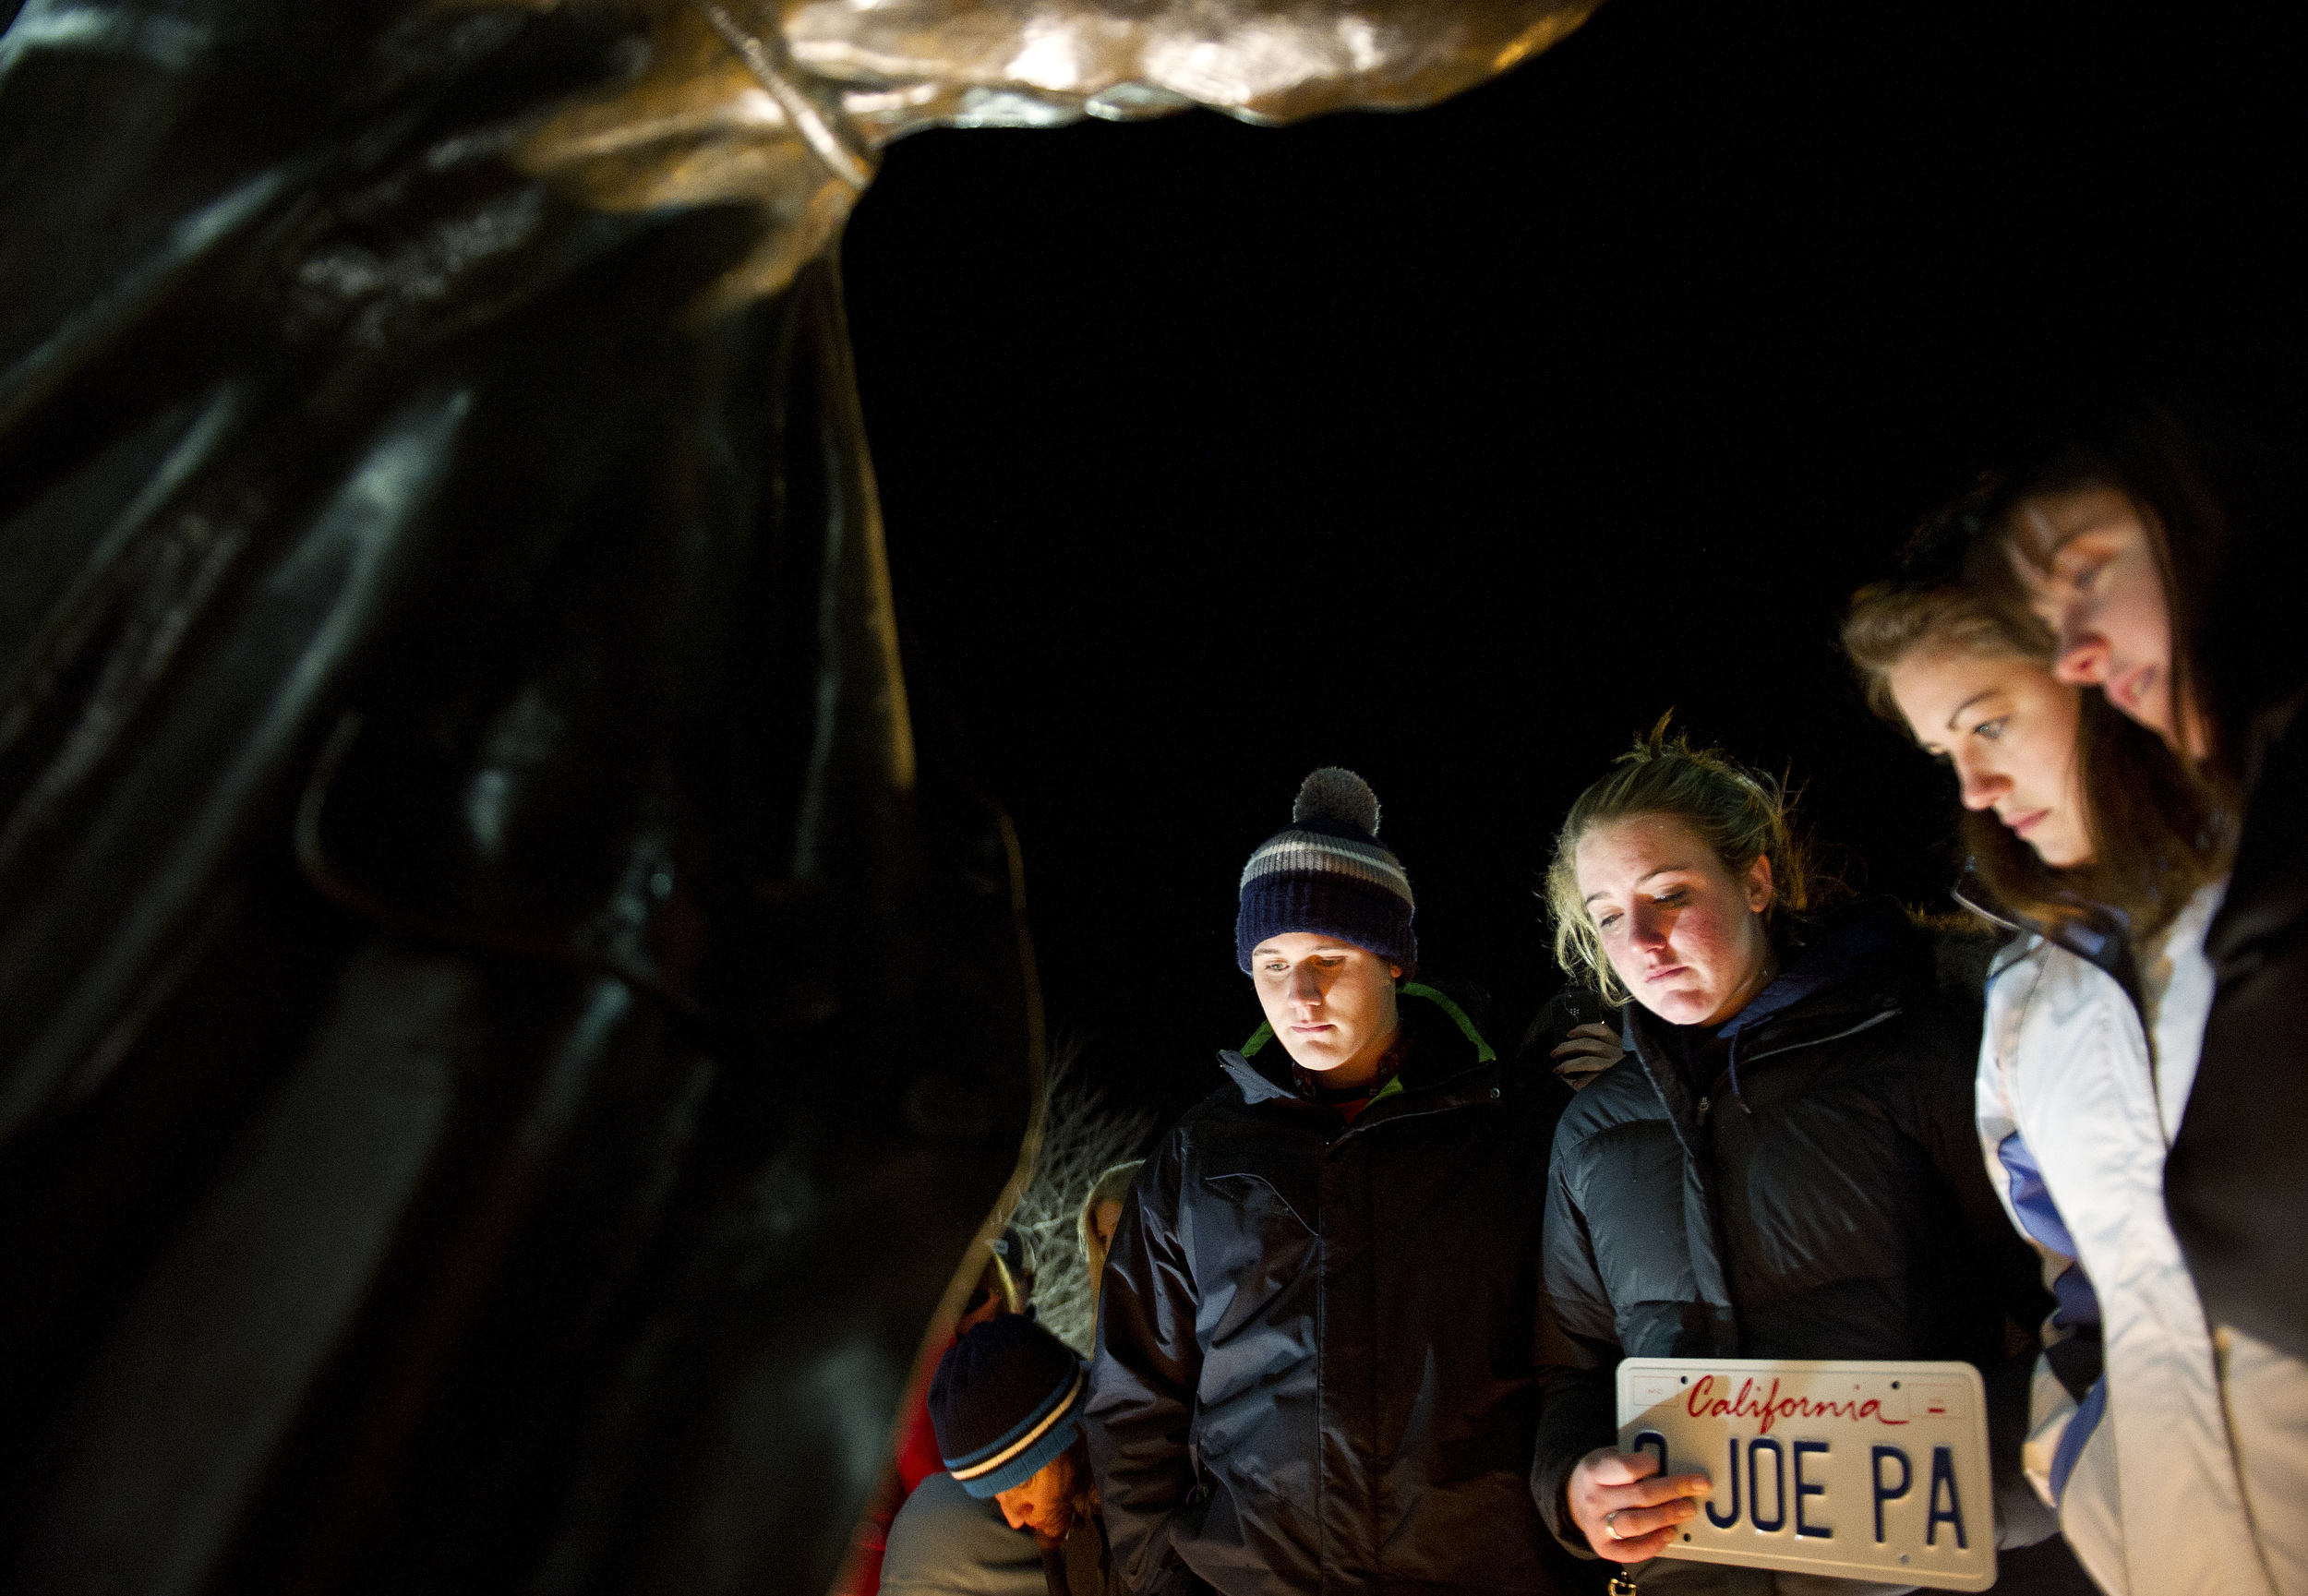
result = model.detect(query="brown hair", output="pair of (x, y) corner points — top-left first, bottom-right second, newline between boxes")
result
(1545, 718), (1814, 1006)
(1845, 519), (2223, 938)
(1842, 576), (2050, 722)
(1964, 395), (2303, 798)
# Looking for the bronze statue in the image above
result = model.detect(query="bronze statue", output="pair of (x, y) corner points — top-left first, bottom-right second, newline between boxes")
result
(0, 3), (1596, 1591)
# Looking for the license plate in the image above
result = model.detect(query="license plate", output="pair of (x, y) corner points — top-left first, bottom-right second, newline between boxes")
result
(1616, 1358), (1997, 1592)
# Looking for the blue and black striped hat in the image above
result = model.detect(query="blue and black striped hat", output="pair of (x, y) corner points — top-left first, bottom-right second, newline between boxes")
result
(928, 1315), (1088, 1498)
(1235, 767), (1416, 975)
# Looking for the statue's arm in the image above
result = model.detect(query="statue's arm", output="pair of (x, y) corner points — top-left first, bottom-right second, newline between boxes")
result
(784, 0), (1606, 130)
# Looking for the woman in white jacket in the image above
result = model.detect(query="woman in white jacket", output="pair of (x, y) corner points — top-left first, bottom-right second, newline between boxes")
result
(1843, 532), (2254, 1596)
(1990, 404), (2308, 1596)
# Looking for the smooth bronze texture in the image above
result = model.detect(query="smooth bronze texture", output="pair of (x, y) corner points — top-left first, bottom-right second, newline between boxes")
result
(0, 3), (1593, 1592)
(516, 0), (1602, 307)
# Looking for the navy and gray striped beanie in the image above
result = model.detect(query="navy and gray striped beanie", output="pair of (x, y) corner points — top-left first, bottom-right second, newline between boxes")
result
(928, 1314), (1088, 1498)
(1234, 767), (1417, 975)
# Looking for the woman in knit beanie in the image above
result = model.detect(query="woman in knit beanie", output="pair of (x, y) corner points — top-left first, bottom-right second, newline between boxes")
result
(1082, 769), (1573, 1596)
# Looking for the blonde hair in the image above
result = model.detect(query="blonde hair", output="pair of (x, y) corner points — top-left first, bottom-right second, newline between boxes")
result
(1077, 1159), (1143, 1276)
(1545, 718), (1811, 1006)
(1077, 1158), (1144, 1342)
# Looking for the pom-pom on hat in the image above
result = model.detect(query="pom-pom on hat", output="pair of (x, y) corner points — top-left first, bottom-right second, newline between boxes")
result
(1234, 767), (1417, 975)
(928, 1314), (1088, 1498)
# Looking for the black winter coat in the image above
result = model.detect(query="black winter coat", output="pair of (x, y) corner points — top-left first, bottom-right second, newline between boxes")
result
(1084, 985), (1569, 1596)
(1531, 900), (2046, 1559)
(2168, 694), (2308, 1360)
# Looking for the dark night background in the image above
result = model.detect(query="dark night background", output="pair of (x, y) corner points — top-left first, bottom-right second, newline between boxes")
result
(842, 0), (2303, 1123)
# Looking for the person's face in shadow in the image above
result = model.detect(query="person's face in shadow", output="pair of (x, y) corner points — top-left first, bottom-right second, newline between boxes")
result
(2010, 485), (2203, 760)
(994, 1443), (1084, 1542)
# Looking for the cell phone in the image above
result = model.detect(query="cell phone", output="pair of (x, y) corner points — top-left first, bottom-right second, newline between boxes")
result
(1527, 986), (1617, 1089)
(1535, 986), (1606, 1051)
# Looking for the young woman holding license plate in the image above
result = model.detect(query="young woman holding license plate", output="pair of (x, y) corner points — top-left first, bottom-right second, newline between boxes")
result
(1845, 510), (2267, 1596)
(1531, 724), (2051, 1592)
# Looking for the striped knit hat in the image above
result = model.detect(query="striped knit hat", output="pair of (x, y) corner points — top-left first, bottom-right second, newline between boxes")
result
(928, 1315), (1088, 1498)
(1234, 767), (1416, 975)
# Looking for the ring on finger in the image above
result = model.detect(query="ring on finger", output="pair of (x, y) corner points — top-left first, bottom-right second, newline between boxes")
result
(1604, 1509), (1621, 1539)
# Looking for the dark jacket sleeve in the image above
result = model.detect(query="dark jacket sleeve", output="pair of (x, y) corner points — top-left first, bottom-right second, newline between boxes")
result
(1908, 993), (2060, 1547)
(1914, 995), (2054, 1338)
(1531, 1120), (1616, 1558)
(2170, 698), (2308, 1359)
(1083, 1134), (1204, 1595)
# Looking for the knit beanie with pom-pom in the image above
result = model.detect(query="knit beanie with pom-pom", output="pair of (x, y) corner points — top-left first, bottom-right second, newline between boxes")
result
(1234, 767), (1416, 975)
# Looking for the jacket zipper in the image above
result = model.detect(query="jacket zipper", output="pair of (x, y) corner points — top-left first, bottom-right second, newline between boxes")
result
(1325, 1090), (1497, 1147)
(1735, 1006), (1900, 1069)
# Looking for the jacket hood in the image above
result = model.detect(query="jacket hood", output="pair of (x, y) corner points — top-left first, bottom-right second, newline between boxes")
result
(1720, 895), (1910, 1038)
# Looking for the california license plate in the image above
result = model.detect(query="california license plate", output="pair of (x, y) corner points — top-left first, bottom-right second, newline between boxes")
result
(1616, 1358), (1997, 1592)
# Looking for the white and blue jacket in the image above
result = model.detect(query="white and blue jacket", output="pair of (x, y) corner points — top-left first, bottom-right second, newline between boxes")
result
(1975, 882), (2274, 1596)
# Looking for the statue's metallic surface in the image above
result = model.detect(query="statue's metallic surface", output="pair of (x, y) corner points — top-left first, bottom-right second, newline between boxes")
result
(0, 2), (1594, 1592)
(516, 0), (1600, 306)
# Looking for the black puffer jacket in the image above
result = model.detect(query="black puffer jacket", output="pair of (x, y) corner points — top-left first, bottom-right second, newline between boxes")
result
(2169, 694), (2308, 1360)
(1531, 899), (2046, 1562)
(1085, 985), (1569, 1596)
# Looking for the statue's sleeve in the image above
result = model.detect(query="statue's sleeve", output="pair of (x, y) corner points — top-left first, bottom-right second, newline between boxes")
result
(781, 0), (1607, 131)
